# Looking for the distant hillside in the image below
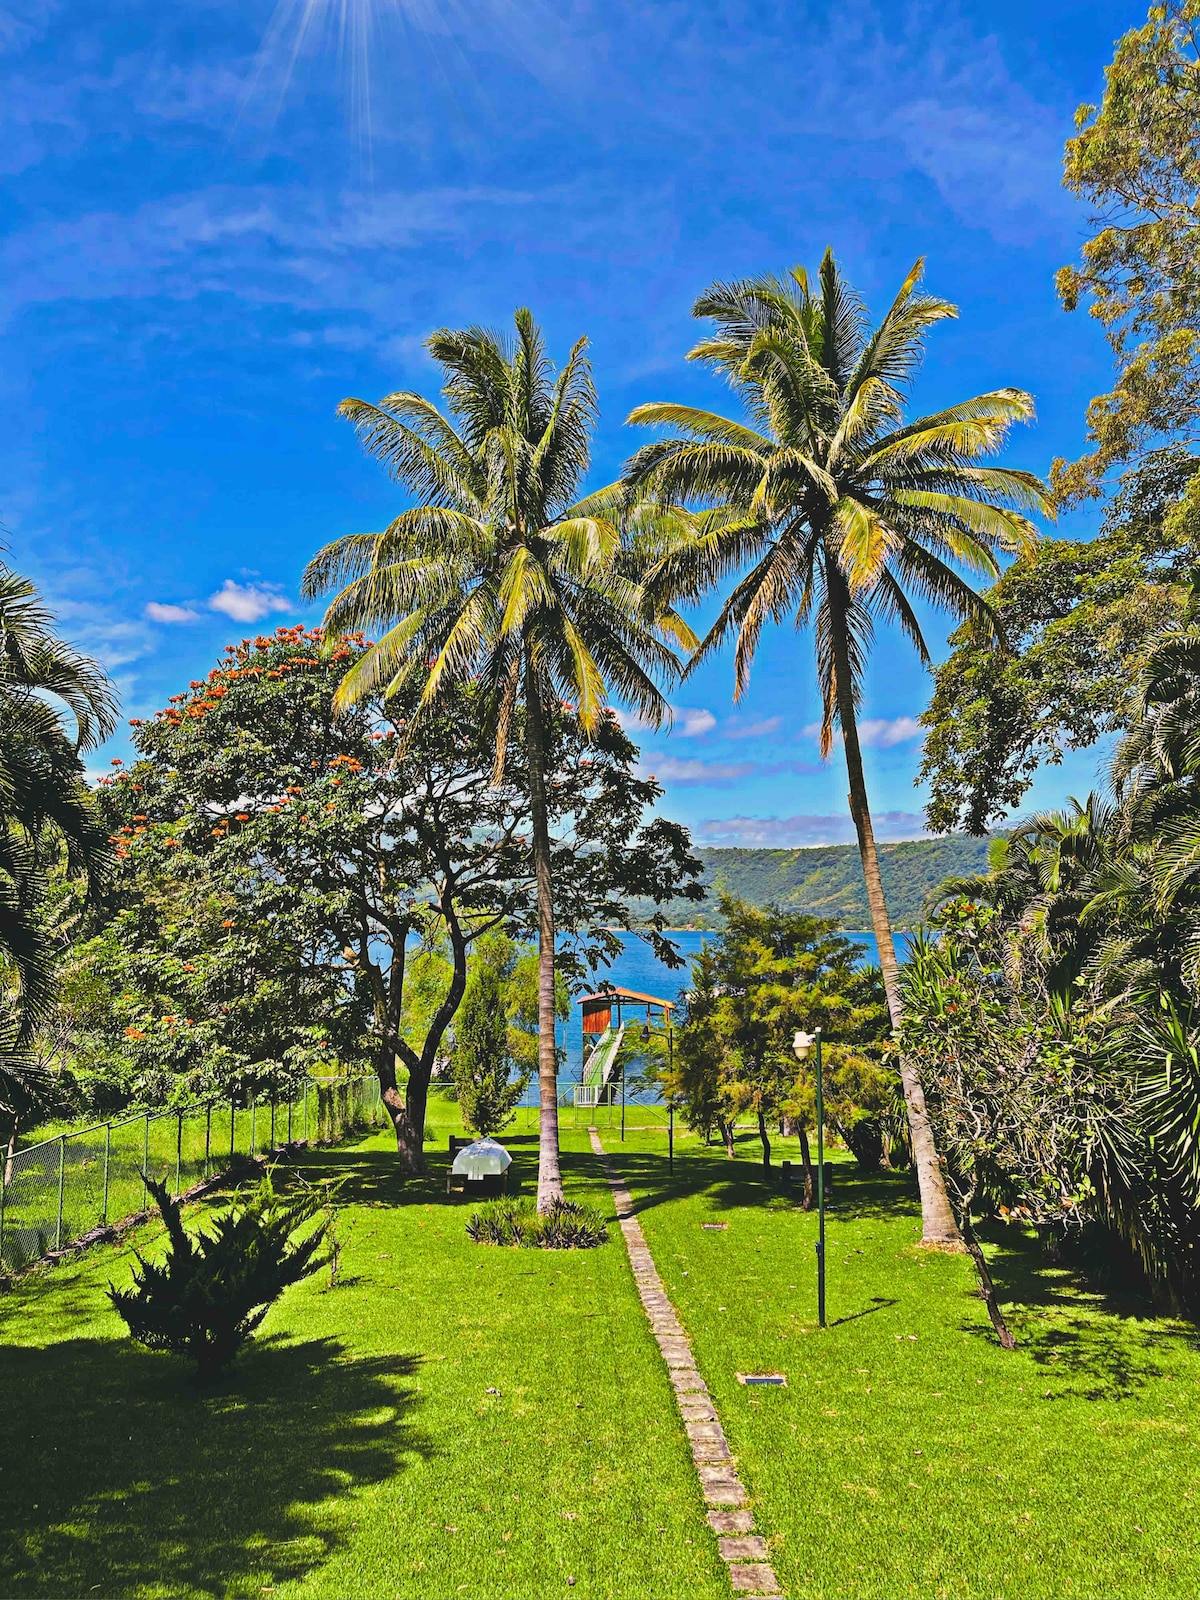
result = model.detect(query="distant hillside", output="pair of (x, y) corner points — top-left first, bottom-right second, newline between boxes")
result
(630, 835), (995, 929)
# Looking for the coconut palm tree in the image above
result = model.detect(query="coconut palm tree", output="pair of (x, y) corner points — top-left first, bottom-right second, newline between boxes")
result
(624, 250), (1053, 1243)
(0, 565), (116, 1157)
(303, 309), (692, 1209)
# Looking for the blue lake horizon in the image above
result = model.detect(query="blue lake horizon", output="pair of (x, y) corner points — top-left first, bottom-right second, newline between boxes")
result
(549, 926), (910, 1083)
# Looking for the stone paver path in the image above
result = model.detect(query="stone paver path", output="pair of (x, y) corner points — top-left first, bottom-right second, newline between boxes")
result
(589, 1129), (782, 1598)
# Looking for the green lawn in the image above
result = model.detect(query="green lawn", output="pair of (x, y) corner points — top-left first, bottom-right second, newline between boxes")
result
(610, 1128), (1200, 1599)
(0, 1123), (727, 1600)
(3, 1116), (1198, 1600)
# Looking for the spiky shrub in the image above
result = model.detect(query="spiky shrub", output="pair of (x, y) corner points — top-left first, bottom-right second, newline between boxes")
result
(109, 1175), (329, 1379)
(466, 1197), (608, 1249)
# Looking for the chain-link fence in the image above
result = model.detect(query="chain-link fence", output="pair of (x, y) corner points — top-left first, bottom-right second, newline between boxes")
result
(0, 1075), (383, 1273)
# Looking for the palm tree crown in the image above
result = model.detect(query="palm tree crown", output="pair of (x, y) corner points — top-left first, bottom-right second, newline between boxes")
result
(0, 565), (115, 1147)
(627, 249), (1052, 750)
(304, 310), (690, 758)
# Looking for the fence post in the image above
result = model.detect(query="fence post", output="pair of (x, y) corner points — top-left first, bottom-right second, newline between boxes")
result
(250, 1096), (256, 1157)
(288, 1094), (294, 1146)
(205, 1104), (212, 1180)
(102, 1122), (112, 1225)
(230, 1096), (236, 1166)
(175, 1112), (182, 1195)
(55, 1136), (66, 1250)
(270, 1095), (276, 1152)
(304, 1084), (309, 1143)
(143, 1112), (149, 1182)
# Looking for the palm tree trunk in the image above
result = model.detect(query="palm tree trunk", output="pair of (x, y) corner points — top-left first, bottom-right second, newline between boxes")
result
(827, 574), (961, 1247)
(525, 680), (564, 1213)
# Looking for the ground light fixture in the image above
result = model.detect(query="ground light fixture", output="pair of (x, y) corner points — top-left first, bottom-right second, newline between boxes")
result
(793, 1027), (826, 1327)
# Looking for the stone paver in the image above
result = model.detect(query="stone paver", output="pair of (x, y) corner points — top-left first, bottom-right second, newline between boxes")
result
(729, 1563), (781, 1595)
(588, 1128), (782, 1598)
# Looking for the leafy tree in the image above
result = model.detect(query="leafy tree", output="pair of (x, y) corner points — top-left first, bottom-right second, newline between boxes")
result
(903, 910), (1200, 1321)
(626, 251), (1051, 1242)
(110, 1174), (330, 1380)
(921, 447), (1200, 833)
(452, 963), (528, 1137)
(664, 896), (889, 1182)
(914, 575), (1200, 1315)
(0, 565), (116, 1156)
(303, 310), (697, 1209)
(1056, 1), (1200, 500)
(71, 627), (698, 1173)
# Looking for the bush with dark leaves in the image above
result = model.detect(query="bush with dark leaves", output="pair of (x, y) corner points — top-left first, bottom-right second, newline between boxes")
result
(466, 1197), (607, 1249)
(109, 1174), (329, 1379)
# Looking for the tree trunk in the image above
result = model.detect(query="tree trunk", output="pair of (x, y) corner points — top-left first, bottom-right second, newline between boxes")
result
(962, 1218), (1016, 1349)
(719, 1117), (736, 1158)
(756, 1108), (771, 1169)
(826, 563), (961, 1248)
(4, 1118), (17, 1187)
(526, 680), (563, 1212)
(376, 1034), (427, 1176)
(797, 1123), (815, 1211)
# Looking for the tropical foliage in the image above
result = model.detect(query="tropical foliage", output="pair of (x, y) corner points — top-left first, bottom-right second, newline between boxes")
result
(0, 564), (115, 1154)
(664, 897), (891, 1186)
(922, 446), (1200, 833)
(1056, 0), (1200, 500)
(110, 1174), (331, 1379)
(63, 627), (699, 1172)
(303, 309), (700, 1208)
(624, 250), (1051, 1241)
(906, 580), (1200, 1316)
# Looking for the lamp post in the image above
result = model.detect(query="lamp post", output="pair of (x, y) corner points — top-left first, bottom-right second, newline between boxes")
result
(794, 1028), (826, 1328)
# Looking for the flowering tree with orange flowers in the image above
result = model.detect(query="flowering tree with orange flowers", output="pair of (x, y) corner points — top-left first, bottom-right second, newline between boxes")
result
(64, 625), (700, 1171)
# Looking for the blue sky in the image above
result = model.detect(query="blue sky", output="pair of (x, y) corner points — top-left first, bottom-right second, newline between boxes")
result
(1, 0), (1138, 845)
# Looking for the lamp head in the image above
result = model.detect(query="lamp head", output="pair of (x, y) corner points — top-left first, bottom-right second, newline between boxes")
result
(640, 1023), (651, 1043)
(793, 1030), (816, 1061)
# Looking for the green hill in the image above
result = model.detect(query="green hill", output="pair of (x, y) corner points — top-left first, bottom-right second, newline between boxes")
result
(631, 835), (995, 929)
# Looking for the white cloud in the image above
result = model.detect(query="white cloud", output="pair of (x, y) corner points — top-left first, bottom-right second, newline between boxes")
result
(677, 707), (717, 736)
(208, 580), (292, 624)
(638, 754), (756, 785)
(802, 716), (924, 750)
(696, 812), (932, 848)
(612, 704), (716, 737)
(859, 715), (924, 749)
(145, 601), (201, 624)
(725, 716), (782, 740)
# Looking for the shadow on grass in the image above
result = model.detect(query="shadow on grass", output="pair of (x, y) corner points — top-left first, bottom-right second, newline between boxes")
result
(594, 1142), (921, 1224)
(0, 1335), (429, 1598)
(961, 1222), (1199, 1398)
(281, 1133), (545, 1210)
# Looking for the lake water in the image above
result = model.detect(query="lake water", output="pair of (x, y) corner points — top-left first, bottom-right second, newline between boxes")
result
(551, 926), (909, 1081)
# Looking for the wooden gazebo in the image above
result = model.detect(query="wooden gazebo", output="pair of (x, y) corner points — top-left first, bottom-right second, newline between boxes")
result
(578, 987), (675, 1036)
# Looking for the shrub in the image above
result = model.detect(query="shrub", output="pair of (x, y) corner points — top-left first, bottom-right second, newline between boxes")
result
(109, 1173), (329, 1379)
(466, 1197), (608, 1249)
